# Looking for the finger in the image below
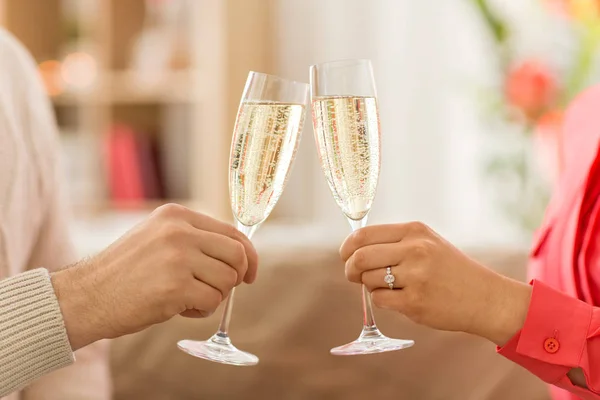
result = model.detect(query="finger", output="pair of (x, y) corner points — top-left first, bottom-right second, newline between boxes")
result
(340, 222), (429, 261)
(371, 288), (406, 312)
(180, 309), (207, 318)
(156, 204), (239, 240)
(191, 254), (238, 298)
(345, 242), (407, 283)
(181, 280), (223, 318)
(239, 235), (258, 284)
(183, 211), (258, 280)
(196, 230), (249, 285)
(156, 204), (258, 283)
(361, 266), (406, 292)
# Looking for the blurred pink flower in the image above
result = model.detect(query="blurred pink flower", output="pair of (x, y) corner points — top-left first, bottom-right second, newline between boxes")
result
(544, 0), (600, 20)
(544, 0), (570, 14)
(505, 60), (558, 119)
(505, 60), (558, 120)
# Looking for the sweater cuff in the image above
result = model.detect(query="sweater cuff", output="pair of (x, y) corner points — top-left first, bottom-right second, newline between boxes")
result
(0, 268), (74, 396)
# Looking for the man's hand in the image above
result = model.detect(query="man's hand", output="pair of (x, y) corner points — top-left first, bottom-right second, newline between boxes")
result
(51, 204), (258, 350)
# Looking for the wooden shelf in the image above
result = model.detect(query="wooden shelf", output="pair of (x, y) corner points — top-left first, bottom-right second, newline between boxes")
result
(51, 70), (199, 106)
(102, 70), (199, 104)
(71, 198), (206, 217)
(51, 92), (92, 106)
(3, 0), (274, 221)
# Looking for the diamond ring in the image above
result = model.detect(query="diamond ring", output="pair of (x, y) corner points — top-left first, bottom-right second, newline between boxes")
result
(384, 266), (395, 289)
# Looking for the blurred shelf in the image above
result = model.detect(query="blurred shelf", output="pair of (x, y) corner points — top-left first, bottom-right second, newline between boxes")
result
(71, 198), (205, 218)
(101, 70), (199, 104)
(5, 0), (272, 224)
(51, 92), (93, 106)
(51, 70), (199, 106)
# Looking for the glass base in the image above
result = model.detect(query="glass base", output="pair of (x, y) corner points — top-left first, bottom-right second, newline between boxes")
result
(177, 333), (259, 366)
(330, 328), (414, 356)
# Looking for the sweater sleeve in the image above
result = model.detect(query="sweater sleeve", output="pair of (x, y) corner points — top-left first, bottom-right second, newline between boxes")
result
(498, 280), (600, 399)
(0, 28), (111, 400)
(0, 269), (74, 397)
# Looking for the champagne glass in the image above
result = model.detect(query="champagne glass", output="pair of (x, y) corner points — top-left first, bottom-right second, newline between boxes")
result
(310, 59), (414, 355)
(178, 72), (308, 365)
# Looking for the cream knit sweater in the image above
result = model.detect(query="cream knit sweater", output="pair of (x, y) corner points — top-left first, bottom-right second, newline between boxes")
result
(0, 270), (74, 396)
(0, 29), (110, 399)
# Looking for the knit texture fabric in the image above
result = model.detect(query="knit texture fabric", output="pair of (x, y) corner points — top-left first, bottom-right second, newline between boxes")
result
(0, 269), (73, 397)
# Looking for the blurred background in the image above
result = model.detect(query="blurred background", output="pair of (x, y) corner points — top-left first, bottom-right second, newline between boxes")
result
(3, 1), (600, 399)
(2, 0), (599, 255)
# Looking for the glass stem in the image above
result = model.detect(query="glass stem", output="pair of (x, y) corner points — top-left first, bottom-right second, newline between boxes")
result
(216, 287), (236, 338)
(361, 283), (377, 331)
(348, 216), (379, 336)
(214, 221), (257, 341)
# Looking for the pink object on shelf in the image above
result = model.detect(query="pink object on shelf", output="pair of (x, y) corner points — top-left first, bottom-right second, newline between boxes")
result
(104, 124), (145, 204)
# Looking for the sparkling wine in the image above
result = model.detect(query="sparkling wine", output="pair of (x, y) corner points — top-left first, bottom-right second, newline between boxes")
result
(229, 101), (305, 226)
(312, 96), (381, 220)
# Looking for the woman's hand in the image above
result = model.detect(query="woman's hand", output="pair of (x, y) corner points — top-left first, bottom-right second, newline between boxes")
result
(340, 222), (532, 345)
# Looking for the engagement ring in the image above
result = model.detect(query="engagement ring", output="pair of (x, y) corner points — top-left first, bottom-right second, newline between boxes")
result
(384, 266), (395, 289)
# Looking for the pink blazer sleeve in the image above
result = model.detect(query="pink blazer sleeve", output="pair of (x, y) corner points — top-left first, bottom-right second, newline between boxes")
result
(498, 280), (600, 399)
(498, 83), (600, 399)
